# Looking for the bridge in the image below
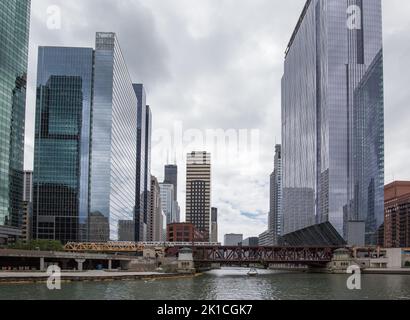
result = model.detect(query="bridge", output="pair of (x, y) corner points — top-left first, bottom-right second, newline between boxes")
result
(166, 245), (342, 266)
(63, 242), (346, 267)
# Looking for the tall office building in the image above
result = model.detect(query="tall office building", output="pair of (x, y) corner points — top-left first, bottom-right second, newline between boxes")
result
(211, 207), (218, 243)
(0, 0), (31, 244)
(159, 183), (175, 225)
(23, 171), (33, 203)
(281, 0), (384, 245)
(33, 33), (139, 243)
(144, 106), (152, 239)
(33, 47), (94, 243)
(149, 175), (164, 242)
(186, 152), (211, 242)
(269, 145), (282, 236)
(164, 164), (180, 223)
(164, 165), (178, 201)
(22, 171), (33, 242)
(89, 32), (138, 242)
(133, 84), (148, 241)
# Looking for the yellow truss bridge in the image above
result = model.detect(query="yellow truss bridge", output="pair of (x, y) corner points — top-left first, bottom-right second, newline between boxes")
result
(64, 242), (145, 253)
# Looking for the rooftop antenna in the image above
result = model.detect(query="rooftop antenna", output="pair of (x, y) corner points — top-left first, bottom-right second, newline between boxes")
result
(174, 152), (177, 165)
(167, 150), (170, 165)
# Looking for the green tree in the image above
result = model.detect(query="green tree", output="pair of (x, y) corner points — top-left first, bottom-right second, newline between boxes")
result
(8, 240), (64, 252)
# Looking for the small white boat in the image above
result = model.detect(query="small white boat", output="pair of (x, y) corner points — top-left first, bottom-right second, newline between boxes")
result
(247, 268), (258, 276)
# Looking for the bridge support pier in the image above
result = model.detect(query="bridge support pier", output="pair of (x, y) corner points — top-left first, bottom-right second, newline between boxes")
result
(40, 257), (45, 272)
(75, 259), (86, 272)
(108, 259), (112, 270)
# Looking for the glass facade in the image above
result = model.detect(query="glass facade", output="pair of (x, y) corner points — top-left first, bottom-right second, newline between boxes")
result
(0, 0), (30, 238)
(89, 32), (138, 241)
(33, 47), (94, 243)
(269, 145), (282, 236)
(132, 84), (147, 241)
(164, 165), (178, 201)
(282, 0), (384, 245)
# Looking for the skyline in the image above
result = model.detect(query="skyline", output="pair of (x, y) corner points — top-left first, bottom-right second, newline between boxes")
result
(23, 0), (410, 241)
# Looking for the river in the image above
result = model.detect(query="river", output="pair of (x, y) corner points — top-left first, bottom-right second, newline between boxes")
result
(0, 268), (409, 300)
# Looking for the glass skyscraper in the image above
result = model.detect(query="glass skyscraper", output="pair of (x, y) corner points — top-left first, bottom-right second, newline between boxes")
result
(33, 33), (139, 243)
(33, 47), (94, 243)
(89, 32), (138, 242)
(269, 145), (282, 237)
(281, 0), (384, 245)
(133, 84), (147, 241)
(0, 0), (31, 243)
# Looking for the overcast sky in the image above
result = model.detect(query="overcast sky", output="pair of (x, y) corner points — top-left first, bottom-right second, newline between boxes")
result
(25, 0), (410, 241)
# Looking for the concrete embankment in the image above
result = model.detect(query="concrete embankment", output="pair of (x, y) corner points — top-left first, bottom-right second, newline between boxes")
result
(0, 271), (199, 284)
(363, 268), (410, 275)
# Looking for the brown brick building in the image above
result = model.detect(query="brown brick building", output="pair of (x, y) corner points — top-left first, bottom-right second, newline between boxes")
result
(167, 223), (206, 242)
(384, 181), (410, 248)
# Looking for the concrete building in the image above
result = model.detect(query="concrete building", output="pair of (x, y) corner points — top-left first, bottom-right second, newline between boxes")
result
(186, 152), (211, 242)
(149, 175), (165, 242)
(281, 0), (384, 245)
(258, 230), (276, 246)
(211, 207), (218, 243)
(384, 182), (410, 248)
(224, 234), (243, 246)
(0, 0), (31, 244)
(21, 171), (33, 242)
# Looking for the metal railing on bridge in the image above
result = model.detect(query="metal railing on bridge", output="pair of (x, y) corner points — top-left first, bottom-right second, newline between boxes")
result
(64, 241), (221, 253)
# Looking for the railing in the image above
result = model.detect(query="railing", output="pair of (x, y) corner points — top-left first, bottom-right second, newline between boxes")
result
(64, 241), (222, 252)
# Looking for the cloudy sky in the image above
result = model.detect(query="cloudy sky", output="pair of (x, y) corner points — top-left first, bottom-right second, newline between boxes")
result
(25, 0), (410, 241)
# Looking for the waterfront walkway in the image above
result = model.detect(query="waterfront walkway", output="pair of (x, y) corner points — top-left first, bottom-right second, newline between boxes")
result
(0, 270), (191, 283)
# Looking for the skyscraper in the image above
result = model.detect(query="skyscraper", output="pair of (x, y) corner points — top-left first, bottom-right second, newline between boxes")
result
(89, 32), (138, 242)
(133, 84), (147, 241)
(211, 207), (218, 243)
(22, 171), (33, 242)
(144, 105), (152, 239)
(33, 33), (139, 243)
(281, 0), (384, 245)
(269, 145), (282, 236)
(33, 47), (94, 243)
(164, 164), (180, 223)
(149, 175), (164, 242)
(186, 152), (211, 242)
(0, 0), (31, 244)
(159, 183), (175, 225)
(164, 165), (178, 201)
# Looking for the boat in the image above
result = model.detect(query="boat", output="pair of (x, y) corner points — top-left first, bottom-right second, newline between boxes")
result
(247, 268), (258, 276)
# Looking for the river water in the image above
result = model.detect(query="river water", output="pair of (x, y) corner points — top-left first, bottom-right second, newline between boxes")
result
(0, 268), (409, 300)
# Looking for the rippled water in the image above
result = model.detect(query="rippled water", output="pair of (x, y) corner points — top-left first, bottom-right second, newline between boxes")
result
(1, 268), (410, 300)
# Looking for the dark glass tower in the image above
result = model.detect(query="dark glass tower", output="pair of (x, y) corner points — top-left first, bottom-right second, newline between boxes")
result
(33, 33), (139, 243)
(281, 0), (384, 245)
(33, 47), (94, 243)
(164, 165), (178, 201)
(269, 145), (282, 236)
(132, 84), (147, 241)
(0, 0), (31, 243)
